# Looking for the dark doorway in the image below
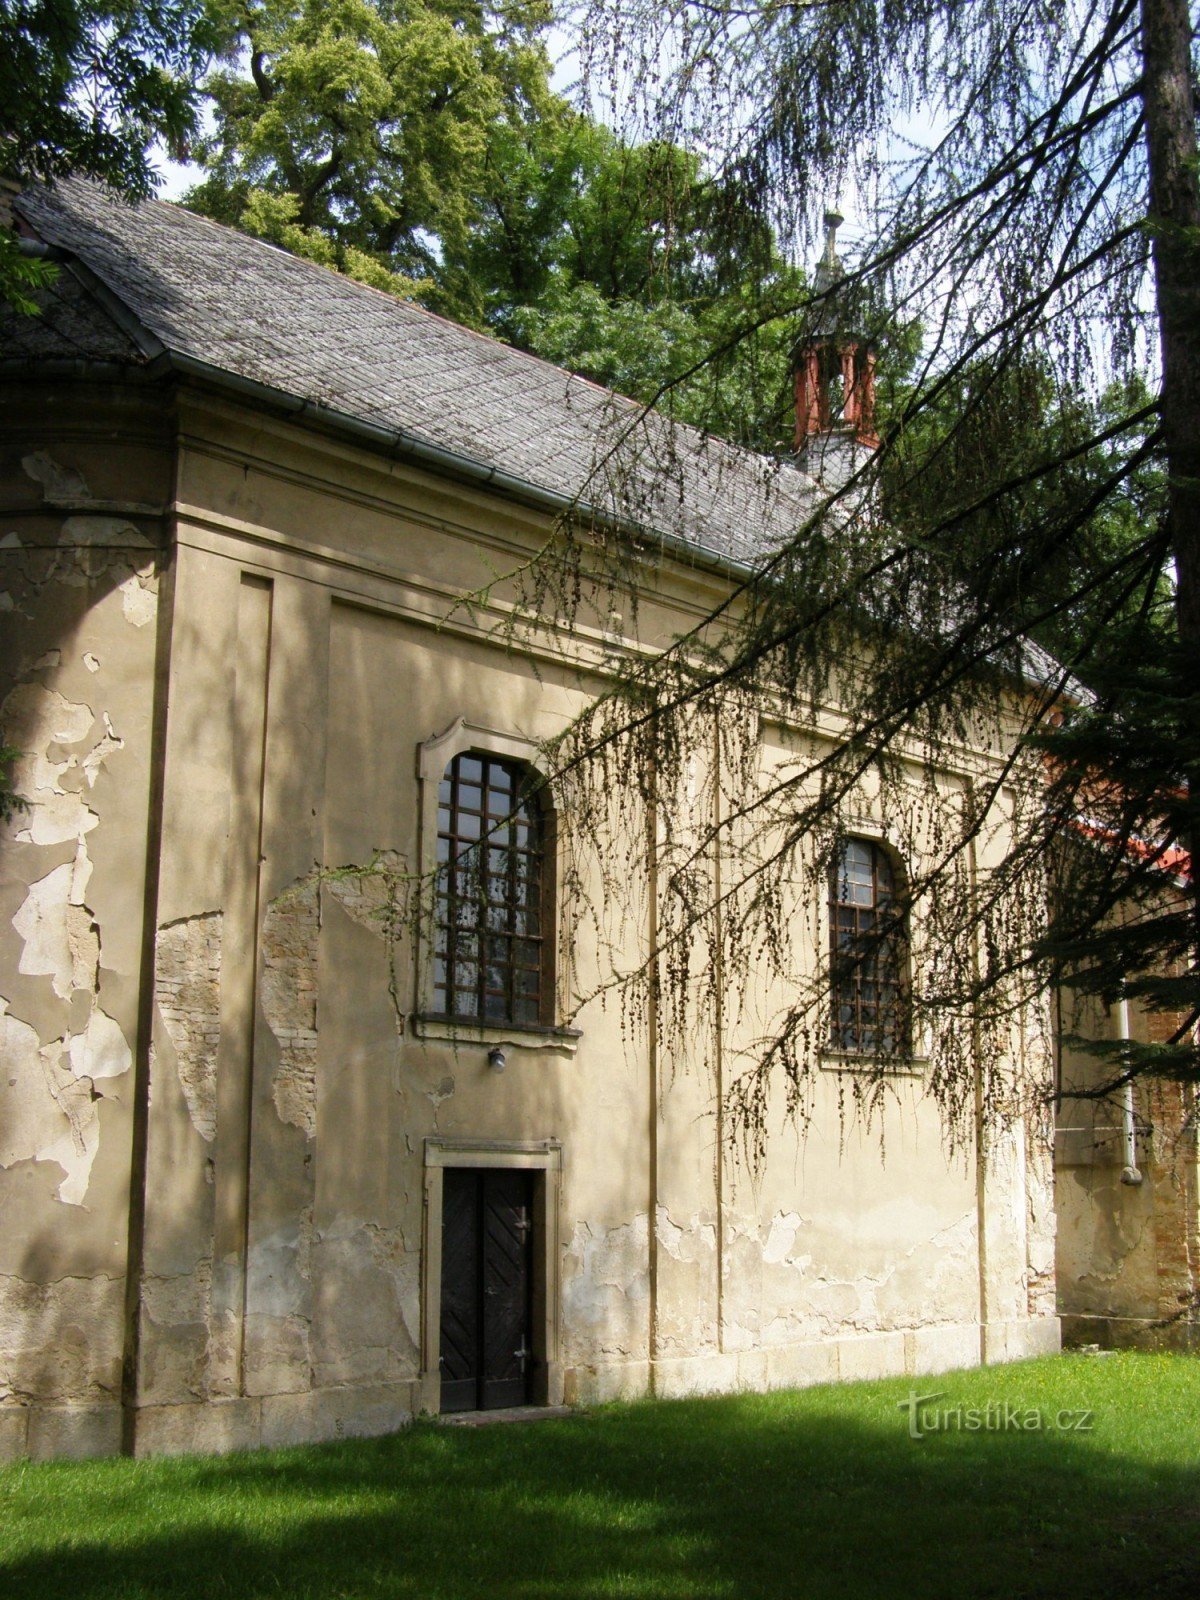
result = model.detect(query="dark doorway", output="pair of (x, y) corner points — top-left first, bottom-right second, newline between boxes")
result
(439, 1167), (535, 1412)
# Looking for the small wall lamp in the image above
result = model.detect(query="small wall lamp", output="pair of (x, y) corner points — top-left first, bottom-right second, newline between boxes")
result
(487, 1047), (507, 1072)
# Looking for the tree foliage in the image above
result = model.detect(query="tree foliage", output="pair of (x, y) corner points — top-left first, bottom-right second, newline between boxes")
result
(1, 0), (214, 192)
(188, 0), (557, 303)
(0, 0), (216, 303)
(470, 118), (808, 447)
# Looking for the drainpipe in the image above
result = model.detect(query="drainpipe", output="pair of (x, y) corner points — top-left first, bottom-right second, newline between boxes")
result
(1116, 991), (1144, 1186)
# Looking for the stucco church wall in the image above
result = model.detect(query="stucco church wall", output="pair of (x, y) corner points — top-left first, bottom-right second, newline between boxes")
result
(5, 386), (1060, 1459)
(0, 383), (170, 1458)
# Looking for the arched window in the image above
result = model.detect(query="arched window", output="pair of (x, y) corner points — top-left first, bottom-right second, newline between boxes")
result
(433, 753), (550, 1026)
(829, 838), (909, 1054)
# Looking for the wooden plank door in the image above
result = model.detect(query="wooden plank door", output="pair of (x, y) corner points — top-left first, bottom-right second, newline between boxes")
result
(439, 1168), (534, 1412)
(439, 1168), (483, 1413)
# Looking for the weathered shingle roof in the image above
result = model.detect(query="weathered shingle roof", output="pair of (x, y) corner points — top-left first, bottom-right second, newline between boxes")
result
(0, 244), (149, 366)
(14, 179), (820, 567)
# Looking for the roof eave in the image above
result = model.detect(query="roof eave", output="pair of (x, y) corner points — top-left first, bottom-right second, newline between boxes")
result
(158, 345), (758, 584)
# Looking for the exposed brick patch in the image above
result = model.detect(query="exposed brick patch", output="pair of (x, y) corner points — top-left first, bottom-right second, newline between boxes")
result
(262, 882), (319, 1138)
(155, 912), (222, 1142)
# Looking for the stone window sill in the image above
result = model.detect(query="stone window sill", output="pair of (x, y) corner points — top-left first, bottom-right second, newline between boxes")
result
(819, 1050), (928, 1078)
(412, 1013), (581, 1056)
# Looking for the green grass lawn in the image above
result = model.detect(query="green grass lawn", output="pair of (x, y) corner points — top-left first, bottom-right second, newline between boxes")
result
(1, 1352), (1197, 1599)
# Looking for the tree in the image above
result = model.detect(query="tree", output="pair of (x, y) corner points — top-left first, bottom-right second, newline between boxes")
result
(487, 0), (1200, 1146)
(187, 0), (557, 307)
(459, 114), (808, 447)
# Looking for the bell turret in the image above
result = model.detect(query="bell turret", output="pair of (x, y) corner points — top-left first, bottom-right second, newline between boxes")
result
(793, 211), (879, 491)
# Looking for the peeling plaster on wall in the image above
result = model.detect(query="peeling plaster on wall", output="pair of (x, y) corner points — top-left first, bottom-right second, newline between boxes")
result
(15, 785), (98, 850)
(259, 862), (404, 1139)
(312, 1223), (420, 1386)
(1, 998), (131, 1207)
(243, 1211), (315, 1395)
(323, 852), (405, 934)
(3, 516), (156, 607)
(119, 572), (157, 628)
(1, 681), (99, 848)
(22, 451), (90, 501)
(0, 670), (131, 1179)
(142, 1259), (213, 1326)
(1076, 1203), (1153, 1292)
(732, 1205), (981, 1347)
(35, 1065), (101, 1208)
(0, 1000), (55, 1164)
(63, 517), (157, 626)
(58, 515), (151, 554)
(563, 1215), (650, 1361)
(248, 1214), (315, 1321)
(67, 1007), (132, 1083)
(82, 714), (124, 787)
(83, 653), (99, 674)
(155, 913), (223, 1142)
(654, 1207), (720, 1357)
(12, 860), (98, 1000)
(140, 1261), (214, 1401)
(262, 883), (320, 1138)
(762, 1210), (810, 1265)
(0, 540), (143, 1217)
(656, 1206), (717, 1262)
(1026, 1119), (1057, 1318)
(426, 1075), (455, 1109)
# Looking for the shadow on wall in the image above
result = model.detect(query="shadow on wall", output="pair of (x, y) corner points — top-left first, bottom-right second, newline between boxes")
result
(1, 440), (172, 1436)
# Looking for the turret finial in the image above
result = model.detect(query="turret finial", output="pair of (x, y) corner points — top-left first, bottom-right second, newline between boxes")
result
(822, 209), (844, 273)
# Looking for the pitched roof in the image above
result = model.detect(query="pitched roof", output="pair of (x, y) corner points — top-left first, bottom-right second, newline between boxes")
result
(13, 179), (820, 568)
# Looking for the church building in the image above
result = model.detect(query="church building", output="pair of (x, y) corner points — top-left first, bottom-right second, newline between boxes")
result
(0, 181), (1060, 1460)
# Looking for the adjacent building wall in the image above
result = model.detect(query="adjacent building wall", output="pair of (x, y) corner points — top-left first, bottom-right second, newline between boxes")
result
(1056, 988), (1200, 1349)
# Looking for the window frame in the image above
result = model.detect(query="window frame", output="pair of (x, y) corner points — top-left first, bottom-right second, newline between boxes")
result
(414, 718), (574, 1050)
(432, 749), (554, 1029)
(826, 835), (913, 1060)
